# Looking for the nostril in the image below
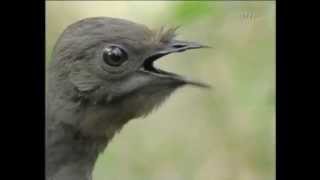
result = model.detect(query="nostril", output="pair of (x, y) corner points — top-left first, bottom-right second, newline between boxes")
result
(172, 44), (187, 49)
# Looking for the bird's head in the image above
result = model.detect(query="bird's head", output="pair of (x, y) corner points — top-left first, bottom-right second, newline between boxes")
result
(48, 17), (209, 133)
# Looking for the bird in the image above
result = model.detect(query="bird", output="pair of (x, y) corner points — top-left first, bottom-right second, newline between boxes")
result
(46, 17), (209, 180)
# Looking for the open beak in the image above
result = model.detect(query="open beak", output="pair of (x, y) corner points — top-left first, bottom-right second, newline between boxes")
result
(140, 40), (211, 88)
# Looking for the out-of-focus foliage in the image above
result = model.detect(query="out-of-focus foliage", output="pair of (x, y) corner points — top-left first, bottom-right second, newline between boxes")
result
(46, 1), (275, 180)
(171, 1), (216, 23)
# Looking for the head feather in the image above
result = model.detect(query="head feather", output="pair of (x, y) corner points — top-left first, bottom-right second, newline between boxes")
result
(151, 25), (180, 44)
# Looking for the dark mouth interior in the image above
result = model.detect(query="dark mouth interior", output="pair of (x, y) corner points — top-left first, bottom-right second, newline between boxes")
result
(143, 54), (163, 73)
(142, 53), (175, 75)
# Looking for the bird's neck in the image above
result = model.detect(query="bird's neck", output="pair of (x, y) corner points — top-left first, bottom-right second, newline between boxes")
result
(46, 124), (110, 180)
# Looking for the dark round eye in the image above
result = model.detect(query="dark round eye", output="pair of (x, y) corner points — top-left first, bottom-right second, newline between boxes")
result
(102, 46), (128, 67)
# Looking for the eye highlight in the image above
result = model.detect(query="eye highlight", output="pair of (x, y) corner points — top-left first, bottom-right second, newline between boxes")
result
(102, 46), (128, 67)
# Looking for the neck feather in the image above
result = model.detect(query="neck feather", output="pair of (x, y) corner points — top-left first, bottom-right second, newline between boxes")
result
(46, 124), (110, 180)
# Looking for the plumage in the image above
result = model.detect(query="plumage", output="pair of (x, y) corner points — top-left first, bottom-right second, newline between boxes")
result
(46, 17), (208, 180)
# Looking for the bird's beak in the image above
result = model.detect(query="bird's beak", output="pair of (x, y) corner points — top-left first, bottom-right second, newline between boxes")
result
(160, 40), (211, 54)
(140, 40), (211, 88)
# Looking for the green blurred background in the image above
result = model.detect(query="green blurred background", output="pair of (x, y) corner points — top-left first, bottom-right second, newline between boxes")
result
(46, 1), (275, 180)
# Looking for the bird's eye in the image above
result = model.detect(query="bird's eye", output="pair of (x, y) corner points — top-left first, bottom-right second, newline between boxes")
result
(102, 46), (128, 67)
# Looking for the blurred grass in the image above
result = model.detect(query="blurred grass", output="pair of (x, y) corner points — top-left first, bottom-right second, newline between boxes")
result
(46, 1), (275, 180)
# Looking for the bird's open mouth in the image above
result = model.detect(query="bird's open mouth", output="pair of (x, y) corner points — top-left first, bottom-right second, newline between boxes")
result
(141, 53), (176, 76)
(140, 40), (211, 88)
